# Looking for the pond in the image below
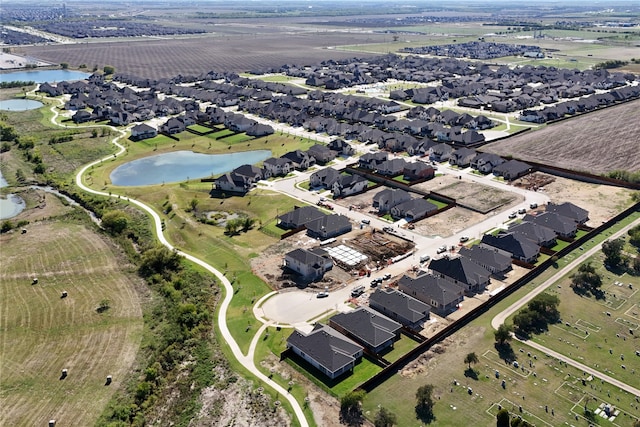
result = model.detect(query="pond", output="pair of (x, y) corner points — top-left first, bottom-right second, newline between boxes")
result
(0, 69), (90, 84)
(0, 99), (44, 111)
(109, 150), (272, 186)
(0, 170), (26, 220)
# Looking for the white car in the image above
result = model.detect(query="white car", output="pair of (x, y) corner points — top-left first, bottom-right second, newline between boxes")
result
(437, 246), (447, 254)
(316, 291), (329, 298)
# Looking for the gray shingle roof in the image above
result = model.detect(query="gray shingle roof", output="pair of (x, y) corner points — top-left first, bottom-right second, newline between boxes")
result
(287, 324), (363, 374)
(330, 306), (401, 349)
(369, 288), (430, 323)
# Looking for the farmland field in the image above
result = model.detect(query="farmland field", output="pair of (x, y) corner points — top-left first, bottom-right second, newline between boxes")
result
(483, 99), (640, 174)
(0, 221), (144, 427)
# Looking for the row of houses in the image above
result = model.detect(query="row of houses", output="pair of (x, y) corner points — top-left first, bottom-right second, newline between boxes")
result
(287, 287), (432, 379)
(356, 147), (531, 181)
(213, 140), (353, 195)
(519, 84), (640, 123)
(400, 41), (543, 60)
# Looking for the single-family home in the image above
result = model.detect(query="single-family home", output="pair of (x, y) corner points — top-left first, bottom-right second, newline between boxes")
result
(369, 288), (430, 331)
(376, 158), (408, 177)
(161, 117), (186, 134)
(286, 324), (364, 380)
(428, 256), (491, 294)
(509, 221), (557, 247)
(546, 202), (589, 224)
(307, 144), (337, 165)
(390, 198), (438, 221)
(372, 188), (411, 214)
(310, 167), (341, 189)
(329, 306), (402, 354)
(523, 212), (577, 239)
(471, 152), (505, 174)
(359, 152), (389, 170)
(232, 164), (264, 185)
(480, 233), (540, 263)
(214, 172), (250, 194)
(492, 159), (531, 180)
(332, 174), (368, 198)
(449, 148), (477, 167)
(278, 205), (327, 229)
(429, 143), (454, 162)
(458, 245), (512, 276)
(397, 273), (465, 316)
(263, 157), (293, 177)
(403, 162), (435, 181)
(328, 139), (355, 156)
(283, 248), (333, 280)
(282, 150), (315, 170)
(306, 214), (352, 239)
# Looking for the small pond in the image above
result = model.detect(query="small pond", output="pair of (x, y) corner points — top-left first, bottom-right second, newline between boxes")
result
(110, 150), (272, 186)
(0, 99), (44, 111)
(0, 170), (26, 220)
(0, 69), (90, 84)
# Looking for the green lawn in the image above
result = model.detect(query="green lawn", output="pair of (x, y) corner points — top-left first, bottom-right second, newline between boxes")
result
(381, 336), (421, 363)
(188, 123), (214, 133)
(361, 212), (640, 426)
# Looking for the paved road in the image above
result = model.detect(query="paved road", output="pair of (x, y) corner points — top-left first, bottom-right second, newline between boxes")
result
(51, 104), (311, 427)
(491, 216), (640, 399)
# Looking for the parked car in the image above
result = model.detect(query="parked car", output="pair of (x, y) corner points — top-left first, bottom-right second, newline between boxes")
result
(529, 203), (538, 209)
(316, 291), (329, 298)
(361, 218), (371, 225)
(518, 208), (526, 214)
(459, 236), (469, 243)
(508, 212), (517, 219)
(419, 254), (431, 263)
(383, 226), (394, 233)
(437, 246), (447, 254)
(351, 286), (365, 298)
(382, 273), (391, 281)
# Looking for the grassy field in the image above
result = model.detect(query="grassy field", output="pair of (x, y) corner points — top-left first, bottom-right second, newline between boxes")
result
(361, 212), (640, 426)
(0, 221), (143, 427)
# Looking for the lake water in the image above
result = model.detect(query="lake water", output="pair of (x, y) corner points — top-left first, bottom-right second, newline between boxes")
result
(0, 69), (90, 84)
(0, 170), (26, 220)
(110, 150), (272, 186)
(0, 99), (44, 111)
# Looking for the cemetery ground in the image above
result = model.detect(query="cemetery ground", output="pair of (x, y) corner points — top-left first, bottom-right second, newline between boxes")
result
(0, 220), (144, 427)
(361, 212), (640, 427)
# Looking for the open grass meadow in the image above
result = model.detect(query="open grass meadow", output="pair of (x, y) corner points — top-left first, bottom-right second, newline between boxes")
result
(109, 179), (309, 353)
(0, 221), (144, 427)
(361, 213), (640, 427)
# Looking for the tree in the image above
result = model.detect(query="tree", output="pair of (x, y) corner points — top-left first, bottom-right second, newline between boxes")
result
(101, 210), (130, 235)
(103, 65), (116, 75)
(139, 246), (182, 279)
(415, 384), (435, 422)
(602, 238), (625, 268)
(189, 198), (199, 213)
(242, 217), (256, 231)
(91, 128), (98, 138)
(464, 352), (479, 370)
(632, 257), (640, 275)
(570, 262), (602, 295)
(494, 324), (512, 345)
(496, 408), (510, 427)
(340, 390), (365, 424)
(374, 406), (397, 427)
(60, 62), (69, 69)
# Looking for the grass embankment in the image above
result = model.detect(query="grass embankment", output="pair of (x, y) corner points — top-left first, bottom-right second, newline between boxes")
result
(362, 212), (640, 426)
(1, 104), (301, 425)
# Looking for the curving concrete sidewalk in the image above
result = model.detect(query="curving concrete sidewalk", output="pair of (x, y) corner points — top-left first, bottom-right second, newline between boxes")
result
(491, 217), (640, 398)
(57, 111), (311, 427)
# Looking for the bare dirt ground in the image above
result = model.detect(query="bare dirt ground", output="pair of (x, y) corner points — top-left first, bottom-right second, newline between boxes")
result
(524, 173), (636, 226)
(251, 228), (414, 291)
(19, 32), (384, 80)
(482, 99), (640, 174)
